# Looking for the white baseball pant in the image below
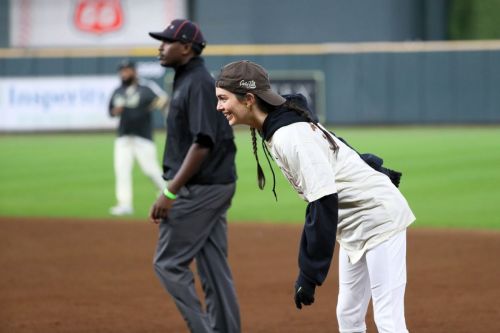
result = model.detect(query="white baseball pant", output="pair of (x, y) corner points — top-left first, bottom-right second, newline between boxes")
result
(114, 135), (165, 208)
(337, 230), (409, 333)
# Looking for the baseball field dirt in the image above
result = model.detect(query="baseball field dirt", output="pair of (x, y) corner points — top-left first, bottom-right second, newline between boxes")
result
(1, 217), (499, 332)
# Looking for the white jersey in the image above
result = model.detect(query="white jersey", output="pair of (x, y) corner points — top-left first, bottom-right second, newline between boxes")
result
(266, 122), (415, 264)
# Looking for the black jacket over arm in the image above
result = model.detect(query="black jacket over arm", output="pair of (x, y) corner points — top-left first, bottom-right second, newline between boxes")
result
(261, 94), (339, 290)
(297, 193), (338, 290)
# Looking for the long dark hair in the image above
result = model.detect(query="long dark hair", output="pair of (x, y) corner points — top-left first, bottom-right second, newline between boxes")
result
(238, 93), (339, 198)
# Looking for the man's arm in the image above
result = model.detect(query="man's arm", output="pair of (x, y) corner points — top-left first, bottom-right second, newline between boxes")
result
(149, 142), (210, 223)
(109, 93), (125, 117)
(143, 79), (169, 113)
(166, 143), (210, 194)
(149, 95), (169, 112)
(149, 75), (217, 223)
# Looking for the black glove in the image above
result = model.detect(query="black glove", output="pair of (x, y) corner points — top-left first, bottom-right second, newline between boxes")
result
(294, 275), (316, 310)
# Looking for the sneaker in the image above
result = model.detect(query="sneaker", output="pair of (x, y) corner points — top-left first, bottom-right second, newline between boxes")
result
(109, 205), (134, 216)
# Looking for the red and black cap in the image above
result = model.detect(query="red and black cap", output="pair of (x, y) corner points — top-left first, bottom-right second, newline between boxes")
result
(149, 19), (206, 49)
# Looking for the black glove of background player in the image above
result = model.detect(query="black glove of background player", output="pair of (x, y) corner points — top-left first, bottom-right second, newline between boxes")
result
(294, 275), (316, 309)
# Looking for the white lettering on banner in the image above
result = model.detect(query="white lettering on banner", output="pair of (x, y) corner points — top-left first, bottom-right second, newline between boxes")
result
(8, 89), (79, 112)
(0, 76), (120, 131)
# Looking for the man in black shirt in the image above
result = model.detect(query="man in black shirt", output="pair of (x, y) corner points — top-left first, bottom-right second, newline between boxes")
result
(148, 20), (240, 333)
(108, 60), (167, 216)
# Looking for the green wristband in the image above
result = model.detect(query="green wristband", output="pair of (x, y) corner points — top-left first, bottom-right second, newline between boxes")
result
(163, 188), (177, 200)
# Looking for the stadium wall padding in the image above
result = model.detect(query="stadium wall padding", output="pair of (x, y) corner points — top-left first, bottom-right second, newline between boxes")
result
(1, 48), (499, 126)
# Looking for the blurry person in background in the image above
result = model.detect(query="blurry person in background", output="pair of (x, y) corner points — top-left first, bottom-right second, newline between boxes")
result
(108, 59), (167, 216)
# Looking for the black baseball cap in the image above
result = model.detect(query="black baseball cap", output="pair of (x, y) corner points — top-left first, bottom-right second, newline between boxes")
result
(149, 19), (206, 50)
(216, 60), (286, 106)
(117, 59), (136, 70)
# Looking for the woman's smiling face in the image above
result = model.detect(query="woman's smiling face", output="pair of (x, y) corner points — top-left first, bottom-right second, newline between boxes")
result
(216, 87), (250, 126)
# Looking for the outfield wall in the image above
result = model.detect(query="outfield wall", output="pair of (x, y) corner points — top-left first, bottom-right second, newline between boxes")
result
(192, 0), (449, 43)
(1, 41), (500, 131)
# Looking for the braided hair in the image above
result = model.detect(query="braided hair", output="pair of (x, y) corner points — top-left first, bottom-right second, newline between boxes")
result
(250, 127), (266, 190)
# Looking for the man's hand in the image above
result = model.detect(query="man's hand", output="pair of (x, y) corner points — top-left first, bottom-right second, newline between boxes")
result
(148, 143), (209, 224)
(294, 277), (316, 310)
(111, 107), (124, 116)
(149, 194), (174, 224)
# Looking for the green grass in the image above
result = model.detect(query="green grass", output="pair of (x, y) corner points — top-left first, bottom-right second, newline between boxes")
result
(1, 127), (499, 229)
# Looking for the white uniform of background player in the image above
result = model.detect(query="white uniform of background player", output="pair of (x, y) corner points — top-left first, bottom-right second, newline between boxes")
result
(108, 60), (167, 216)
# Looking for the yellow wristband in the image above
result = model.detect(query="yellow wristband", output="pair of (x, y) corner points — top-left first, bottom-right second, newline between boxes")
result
(163, 188), (177, 200)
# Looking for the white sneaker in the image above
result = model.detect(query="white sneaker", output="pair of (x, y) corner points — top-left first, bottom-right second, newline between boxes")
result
(109, 205), (134, 216)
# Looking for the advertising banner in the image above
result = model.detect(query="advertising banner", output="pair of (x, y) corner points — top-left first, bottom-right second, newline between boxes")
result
(0, 76), (120, 131)
(10, 0), (186, 47)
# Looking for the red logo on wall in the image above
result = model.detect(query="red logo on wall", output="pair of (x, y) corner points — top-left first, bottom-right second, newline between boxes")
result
(74, 0), (123, 34)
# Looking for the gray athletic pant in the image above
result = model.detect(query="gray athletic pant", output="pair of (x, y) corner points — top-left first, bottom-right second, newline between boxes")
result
(153, 183), (241, 333)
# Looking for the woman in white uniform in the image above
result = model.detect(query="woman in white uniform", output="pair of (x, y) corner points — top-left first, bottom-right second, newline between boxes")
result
(215, 60), (415, 333)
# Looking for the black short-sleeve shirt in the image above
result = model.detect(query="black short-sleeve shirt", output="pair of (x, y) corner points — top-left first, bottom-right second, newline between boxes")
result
(163, 57), (237, 185)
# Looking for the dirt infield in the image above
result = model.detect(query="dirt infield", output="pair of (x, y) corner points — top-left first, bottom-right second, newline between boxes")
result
(1, 217), (499, 333)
